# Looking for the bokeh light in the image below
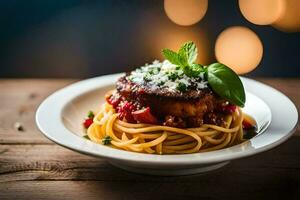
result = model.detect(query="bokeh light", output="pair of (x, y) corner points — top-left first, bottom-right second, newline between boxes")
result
(138, 13), (212, 65)
(272, 0), (300, 32)
(164, 0), (208, 26)
(239, 0), (285, 25)
(215, 26), (263, 74)
(152, 28), (210, 64)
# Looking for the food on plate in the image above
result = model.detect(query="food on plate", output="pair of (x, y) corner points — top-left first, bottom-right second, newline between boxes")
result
(83, 42), (256, 154)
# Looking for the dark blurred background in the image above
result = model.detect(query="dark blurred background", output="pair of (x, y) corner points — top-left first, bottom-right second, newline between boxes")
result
(1, 0), (299, 78)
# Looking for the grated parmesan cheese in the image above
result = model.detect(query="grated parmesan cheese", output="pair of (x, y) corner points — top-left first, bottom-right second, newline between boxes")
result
(128, 60), (207, 92)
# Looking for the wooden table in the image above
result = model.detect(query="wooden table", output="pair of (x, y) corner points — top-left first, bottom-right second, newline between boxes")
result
(0, 79), (299, 200)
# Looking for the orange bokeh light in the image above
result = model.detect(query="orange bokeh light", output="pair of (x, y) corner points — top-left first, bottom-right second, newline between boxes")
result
(138, 8), (211, 65)
(239, 0), (300, 32)
(272, 0), (300, 32)
(239, 0), (285, 25)
(215, 26), (263, 74)
(153, 28), (210, 64)
(164, 0), (208, 26)
(139, 20), (211, 65)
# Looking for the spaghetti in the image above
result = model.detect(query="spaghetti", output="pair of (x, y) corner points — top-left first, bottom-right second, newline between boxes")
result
(87, 102), (246, 154)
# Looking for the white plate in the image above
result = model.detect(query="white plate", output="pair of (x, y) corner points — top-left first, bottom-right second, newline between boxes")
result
(36, 74), (298, 176)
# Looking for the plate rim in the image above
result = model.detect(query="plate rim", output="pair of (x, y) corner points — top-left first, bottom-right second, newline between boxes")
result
(36, 74), (298, 165)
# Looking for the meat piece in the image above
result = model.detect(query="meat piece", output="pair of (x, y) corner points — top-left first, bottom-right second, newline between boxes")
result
(112, 75), (228, 128)
(116, 76), (218, 117)
(163, 115), (186, 128)
(144, 94), (215, 118)
(203, 112), (225, 126)
(116, 75), (213, 99)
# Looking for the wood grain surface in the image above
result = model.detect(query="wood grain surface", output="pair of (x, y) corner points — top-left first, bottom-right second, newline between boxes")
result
(0, 78), (299, 200)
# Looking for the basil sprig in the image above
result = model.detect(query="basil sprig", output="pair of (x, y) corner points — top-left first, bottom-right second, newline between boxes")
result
(162, 41), (246, 107)
(163, 42), (204, 78)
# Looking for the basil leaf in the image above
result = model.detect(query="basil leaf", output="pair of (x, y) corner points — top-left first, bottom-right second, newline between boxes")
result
(102, 135), (112, 145)
(167, 71), (179, 81)
(177, 82), (187, 92)
(83, 135), (90, 140)
(181, 64), (204, 78)
(162, 49), (182, 66)
(190, 63), (204, 77)
(87, 111), (94, 119)
(178, 41), (197, 66)
(206, 63), (245, 107)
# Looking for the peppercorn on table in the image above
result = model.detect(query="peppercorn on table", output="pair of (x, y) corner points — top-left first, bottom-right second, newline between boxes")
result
(0, 78), (299, 200)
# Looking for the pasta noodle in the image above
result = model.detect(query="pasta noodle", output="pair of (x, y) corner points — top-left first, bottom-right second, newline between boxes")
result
(87, 101), (246, 154)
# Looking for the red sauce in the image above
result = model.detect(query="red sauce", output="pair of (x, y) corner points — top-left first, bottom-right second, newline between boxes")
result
(242, 114), (258, 139)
